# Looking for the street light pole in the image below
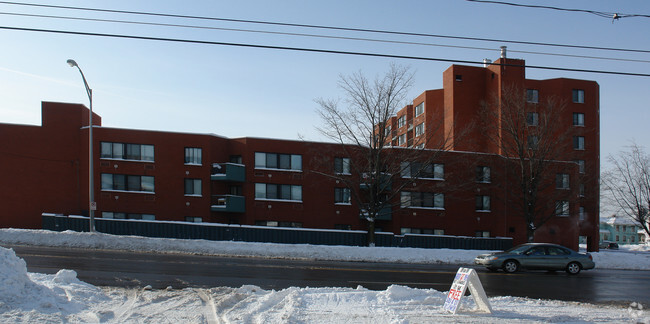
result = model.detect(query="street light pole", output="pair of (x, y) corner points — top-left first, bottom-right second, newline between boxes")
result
(67, 59), (95, 233)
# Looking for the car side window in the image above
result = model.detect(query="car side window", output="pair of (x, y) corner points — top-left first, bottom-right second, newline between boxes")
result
(548, 247), (568, 255)
(528, 247), (546, 256)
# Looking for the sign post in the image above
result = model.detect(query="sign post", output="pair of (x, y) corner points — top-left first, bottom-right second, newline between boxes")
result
(443, 267), (492, 314)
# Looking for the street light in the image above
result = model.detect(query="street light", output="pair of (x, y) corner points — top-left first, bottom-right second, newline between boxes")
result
(67, 59), (95, 232)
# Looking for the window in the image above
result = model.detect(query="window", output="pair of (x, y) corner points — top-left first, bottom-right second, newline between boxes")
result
(579, 184), (585, 197)
(184, 179), (202, 196)
(255, 183), (302, 201)
(476, 195), (490, 211)
(556, 200), (570, 216)
(526, 89), (539, 103)
(102, 212), (155, 220)
(573, 113), (585, 126)
(101, 142), (154, 161)
(185, 217), (202, 223)
(455, 74), (462, 81)
(476, 166), (491, 183)
(184, 147), (202, 165)
(575, 160), (586, 173)
(398, 115), (406, 128)
(476, 231), (490, 238)
(334, 157), (351, 174)
(415, 102), (424, 116)
(573, 136), (585, 150)
(101, 174), (154, 192)
(400, 191), (444, 209)
(572, 89), (585, 103)
(526, 112), (539, 126)
(255, 152), (302, 171)
(528, 136), (539, 149)
(384, 126), (391, 137)
(579, 206), (585, 220)
(415, 123), (424, 136)
(398, 134), (406, 145)
(335, 224), (352, 230)
(335, 188), (351, 204)
(434, 229), (445, 235)
(401, 162), (444, 179)
(556, 173), (570, 189)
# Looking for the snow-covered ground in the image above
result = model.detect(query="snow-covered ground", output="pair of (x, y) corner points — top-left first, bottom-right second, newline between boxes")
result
(1, 228), (649, 323)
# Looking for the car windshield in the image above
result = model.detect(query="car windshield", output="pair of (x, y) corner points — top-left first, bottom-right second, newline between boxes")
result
(504, 245), (534, 255)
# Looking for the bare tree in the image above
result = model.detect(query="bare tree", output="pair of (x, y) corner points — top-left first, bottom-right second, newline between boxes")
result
(602, 143), (650, 239)
(315, 63), (450, 246)
(480, 85), (575, 242)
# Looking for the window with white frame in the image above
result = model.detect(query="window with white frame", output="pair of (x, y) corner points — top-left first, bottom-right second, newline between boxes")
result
(334, 188), (351, 204)
(556, 200), (570, 216)
(185, 216), (202, 223)
(415, 102), (424, 116)
(400, 191), (444, 209)
(526, 112), (539, 126)
(415, 123), (424, 136)
(101, 142), (154, 162)
(573, 136), (585, 150)
(184, 178), (202, 196)
(476, 195), (490, 211)
(255, 152), (302, 171)
(573, 113), (585, 126)
(572, 89), (585, 103)
(184, 147), (202, 165)
(476, 231), (490, 238)
(255, 183), (302, 201)
(576, 160), (586, 173)
(398, 134), (406, 145)
(476, 166), (491, 183)
(556, 173), (570, 189)
(334, 157), (351, 174)
(384, 125), (391, 137)
(398, 115), (406, 128)
(101, 174), (155, 192)
(526, 89), (539, 103)
(401, 162), (444, 179)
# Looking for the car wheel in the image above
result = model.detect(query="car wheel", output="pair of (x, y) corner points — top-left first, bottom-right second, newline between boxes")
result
(566, 262), (581, 275)
(503, 260), (519, 273)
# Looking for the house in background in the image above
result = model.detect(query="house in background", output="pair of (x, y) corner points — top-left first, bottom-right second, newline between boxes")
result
(600, 215), (646, 245)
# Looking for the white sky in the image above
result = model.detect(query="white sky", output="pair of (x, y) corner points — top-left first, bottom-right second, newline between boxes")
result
(1, 1), (649, 163)
(1, 228), (649, 323)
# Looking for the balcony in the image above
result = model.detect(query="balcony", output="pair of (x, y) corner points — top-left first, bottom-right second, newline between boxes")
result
(359, 204), (392, 221)
(211, 163), (245, 182)
(360, 173), (392, 191)
(211, 195), (245, 213)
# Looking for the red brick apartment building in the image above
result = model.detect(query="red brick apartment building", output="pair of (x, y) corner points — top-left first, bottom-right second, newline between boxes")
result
(0, 56), (599, 251)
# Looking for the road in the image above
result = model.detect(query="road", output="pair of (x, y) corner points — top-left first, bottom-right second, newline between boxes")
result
(7, 244), (650, 305)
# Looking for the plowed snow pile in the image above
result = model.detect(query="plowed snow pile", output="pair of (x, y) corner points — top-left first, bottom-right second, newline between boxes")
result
(1, 244), (649, 323)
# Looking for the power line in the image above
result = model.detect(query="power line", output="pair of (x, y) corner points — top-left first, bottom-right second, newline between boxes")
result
(1, 1), (649, 54)
(2, 11), (649, 64)
(2, 25), (649, 77)
(466, 0), (650, 20)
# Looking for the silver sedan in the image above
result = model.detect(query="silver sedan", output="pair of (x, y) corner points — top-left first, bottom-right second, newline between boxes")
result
(474, 243), (595, 275)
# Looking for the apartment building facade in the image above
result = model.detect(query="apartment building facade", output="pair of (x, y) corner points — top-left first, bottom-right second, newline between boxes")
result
(0, 56), (599, 251)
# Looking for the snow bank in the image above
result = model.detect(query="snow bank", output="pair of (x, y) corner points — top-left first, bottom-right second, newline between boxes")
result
(1, 228), (649, 270)
(0, 246), (108, 322)
(1, 230), (650, 323)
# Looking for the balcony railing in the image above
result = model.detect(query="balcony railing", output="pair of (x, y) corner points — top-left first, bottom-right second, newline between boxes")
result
(211, 195), (245, 213)
(211, 163), (245, 182)
(359, 204), (392, 221)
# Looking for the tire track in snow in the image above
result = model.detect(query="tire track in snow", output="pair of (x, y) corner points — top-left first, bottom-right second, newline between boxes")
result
(198, 289), (220, 324)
